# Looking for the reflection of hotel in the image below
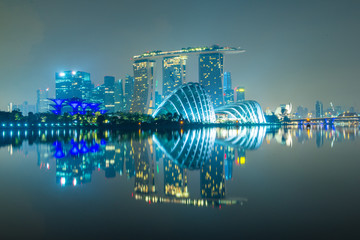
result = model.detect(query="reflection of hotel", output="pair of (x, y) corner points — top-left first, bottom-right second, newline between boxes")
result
(134, 138), (155, 193)
(164, 159), (188, 198)
(201, 145), (225, 199)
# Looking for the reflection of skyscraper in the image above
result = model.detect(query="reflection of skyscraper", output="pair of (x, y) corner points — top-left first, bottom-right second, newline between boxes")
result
(316, 130), (324, 148)
(134, 140), (155, 193)
(114, 79), (124, 112)
(224, 146), (234, 180)
(164, 159), (188, 198)
(162, 56), (187, 98)
(315, 101), (324, 118)
(199, 53), (224, 108)
(223, 72), (234, 105)
(55, 141), (94, 186)
(201, 145), (225, 199)
(131, 60), (155, 114)
(104, 76), (115, 113)
(105, 144), (116, 178)
(124, 75), (134, 112)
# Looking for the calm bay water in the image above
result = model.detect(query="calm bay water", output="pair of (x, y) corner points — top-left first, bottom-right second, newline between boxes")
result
(0, 126), (359, 239)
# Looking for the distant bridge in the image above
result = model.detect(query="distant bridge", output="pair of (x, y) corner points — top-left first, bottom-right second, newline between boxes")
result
(291, 116), (360, 124)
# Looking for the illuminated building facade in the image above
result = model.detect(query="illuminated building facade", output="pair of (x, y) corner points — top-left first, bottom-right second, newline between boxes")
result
(215, 100), (266, 124)
(55, 71), (91, 101)
(199, 53), (224, 108)
(104, 76), (115, 113)
(201, 145), (225, 199)
(223, 72), (234, 105)
(114, 79), (124, 112)
(152, 83), (216, 123)
(130, 60), (155, 114)
(124, 75), (134, 112)
(235, 87), (245, 102)
(162, 56), (187, 98)
(36, 88), (50, 113)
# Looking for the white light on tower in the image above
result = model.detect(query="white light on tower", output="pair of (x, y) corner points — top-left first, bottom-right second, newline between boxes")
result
(59, 72), (65, 77)
(72, 71), (76, 75)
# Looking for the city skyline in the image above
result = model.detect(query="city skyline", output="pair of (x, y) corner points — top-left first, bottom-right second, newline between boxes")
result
(1, 0), (360, 111)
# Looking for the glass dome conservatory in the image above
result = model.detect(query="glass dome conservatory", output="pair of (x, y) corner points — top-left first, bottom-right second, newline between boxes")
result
(214, 100), (266, 124)
(152, 83), (216, 123)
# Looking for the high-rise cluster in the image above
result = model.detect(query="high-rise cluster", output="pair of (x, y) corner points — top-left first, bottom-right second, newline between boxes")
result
(53, 71), (135, 114)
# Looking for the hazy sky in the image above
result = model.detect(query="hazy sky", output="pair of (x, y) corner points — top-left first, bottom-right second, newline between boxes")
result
(0, 0), (359, 111)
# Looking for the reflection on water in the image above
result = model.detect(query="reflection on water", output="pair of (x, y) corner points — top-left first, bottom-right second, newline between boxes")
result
(1, 126), (359, 208)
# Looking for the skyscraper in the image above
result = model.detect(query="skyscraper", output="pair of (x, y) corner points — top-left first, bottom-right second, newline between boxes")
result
(315, 101), (324, 118)
(130, 59), (155, 114)
(114, 79), (124, 112)
(36, 88), (50, 113)
(235, 87), (245, 102)
(104, 76), (115, 113)
(223, 72), (234, 104)
(124, 75), (134, 112)
(199, 53), (224, 108)
(55, 71), (91, 100)
(162, 56), (187, 98)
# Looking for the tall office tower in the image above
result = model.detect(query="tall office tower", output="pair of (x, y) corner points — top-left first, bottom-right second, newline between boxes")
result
(36, 88), (50, 113)
(114, 79), (124, 112)
(162, 56), (187, 98)
(223, 72), (234, 104)
(55, 71), (91, 100)
(164, 159), (188, 198)
(199, 53), (224, 108)
(104, 76), (115, 113)
(235, 87), (245, 102)
(130, 59), (155, 114)
(315, 101), (324, 118)
(91, 84), (105, 104)
(124, 75), (134, 112)
(201, 144), (225, 199)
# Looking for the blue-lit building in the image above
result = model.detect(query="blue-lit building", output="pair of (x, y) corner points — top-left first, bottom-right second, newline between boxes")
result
(223, 72), (234, 105)
(55, 71), (92, 101)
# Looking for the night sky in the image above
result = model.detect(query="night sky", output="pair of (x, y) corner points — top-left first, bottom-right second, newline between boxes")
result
(1, 0), (359, 111)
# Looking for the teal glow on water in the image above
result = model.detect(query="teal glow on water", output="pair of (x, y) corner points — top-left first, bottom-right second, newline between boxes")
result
(0, 126), (359, 239)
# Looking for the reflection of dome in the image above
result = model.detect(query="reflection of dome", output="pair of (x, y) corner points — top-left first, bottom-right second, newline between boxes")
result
(214, 100), (266, 124)
(152, 83), (216, 123)
(216, 127), (266, 150)
(153, 128), (216, 169)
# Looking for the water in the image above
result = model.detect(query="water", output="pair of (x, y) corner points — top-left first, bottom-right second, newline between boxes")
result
(0, 126), (359, 239)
